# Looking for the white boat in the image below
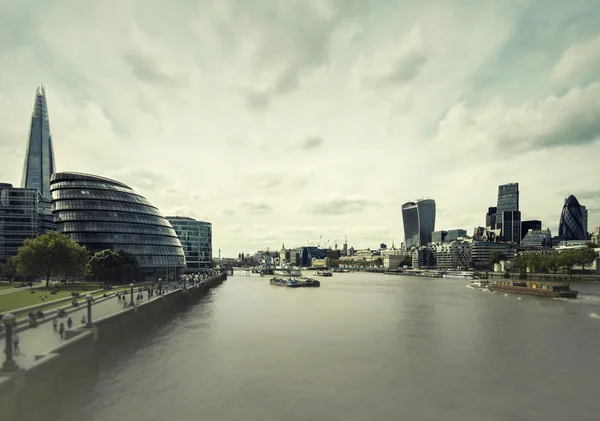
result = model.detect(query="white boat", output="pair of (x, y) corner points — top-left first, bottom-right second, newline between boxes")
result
(442, 271), (475, 279)
(470, 280), (489, 289)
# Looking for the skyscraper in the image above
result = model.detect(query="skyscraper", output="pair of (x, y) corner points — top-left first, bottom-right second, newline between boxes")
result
(401, 199), (436, 249)
(559, 195), (586, 241)
(21, 86), (56, 199)
(580, 205), (588, 237)
(496, 183), (519, 242)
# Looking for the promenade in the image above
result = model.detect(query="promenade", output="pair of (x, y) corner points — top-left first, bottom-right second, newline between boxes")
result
(9, 281), (191, 369)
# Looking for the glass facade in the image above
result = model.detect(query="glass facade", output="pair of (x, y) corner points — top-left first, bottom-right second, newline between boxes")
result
(402, 199), (436, 249)
(496, 183), (519, 232)
(521, 229), (552, 248)
(485, 207), (497, 229)
(558, 195), (586, 241)
(21, 86), (55, 200)
(0, 183), (55, 263)
(501, 211), (521, 244)
(520, 220), (542, 240)
(50, 172), (185, 275)
(166, 216), (212, 269)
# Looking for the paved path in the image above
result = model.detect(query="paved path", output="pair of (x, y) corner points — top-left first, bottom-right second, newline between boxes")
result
(10, 281), (191, 369)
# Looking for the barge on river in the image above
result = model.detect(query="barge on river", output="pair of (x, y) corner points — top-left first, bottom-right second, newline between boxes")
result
(270, 277), (320, 288)
(488, 280), (578, 298)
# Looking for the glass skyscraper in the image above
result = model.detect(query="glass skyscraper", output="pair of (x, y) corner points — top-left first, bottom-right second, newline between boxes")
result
(50, 172), (185, 278)
(401, 199), (436, 249)
(167, 216), (212, 269)
(495, 183), (520, 242)
(21, 86), (56, 200)
(0, 183), (55, 263)
(559, 195), (586, 241)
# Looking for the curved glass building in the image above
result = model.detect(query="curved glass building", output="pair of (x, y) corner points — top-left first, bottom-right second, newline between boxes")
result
(402, 199), (436, 249)
(50, 172), (185, 277)
(558, 195), (586, 241)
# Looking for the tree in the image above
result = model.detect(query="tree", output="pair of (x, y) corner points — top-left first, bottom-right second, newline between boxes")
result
(489, 250), (505, 268)
(88, 249), (140, 283)
(0, 260), (17, 281)
(12, 231), (89, 287)
(374, 257), (384, 268)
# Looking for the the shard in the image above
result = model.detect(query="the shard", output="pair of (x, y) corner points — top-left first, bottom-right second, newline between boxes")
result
(21, 85), (56, 199)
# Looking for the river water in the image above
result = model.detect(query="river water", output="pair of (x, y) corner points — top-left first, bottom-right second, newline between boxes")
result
(63, 271), (600, 421)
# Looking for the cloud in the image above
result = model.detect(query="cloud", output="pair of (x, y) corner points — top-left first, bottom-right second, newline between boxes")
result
(168, 206), (199, 219)
(294, 136), (324, 150)
(551, 34), (600, 86)
(435, 82), (600, 155)
(305, 197), (371, 215)
(124, 51), (189, 88)
(238, 200), (273, 215)
(113, 169), (170, 192)
(359, 26), (427, 89)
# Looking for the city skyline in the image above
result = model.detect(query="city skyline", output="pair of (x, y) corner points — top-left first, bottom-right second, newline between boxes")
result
(1, 1), (600, 257)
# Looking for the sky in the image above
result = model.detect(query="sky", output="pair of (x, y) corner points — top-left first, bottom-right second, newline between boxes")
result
(1, 0), (600, 257)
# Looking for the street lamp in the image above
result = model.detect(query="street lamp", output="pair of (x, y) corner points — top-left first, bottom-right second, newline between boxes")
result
(1, 314), (18, 372)
(85, 294), (93, 327)
(130, 283), (134, 306)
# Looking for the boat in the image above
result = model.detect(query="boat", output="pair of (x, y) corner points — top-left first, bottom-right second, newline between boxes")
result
(488, 280), (578, 298)
(469, 280), (489, 289)
(443, 271), (475, 279)
(300, 278), (320, 287)
(269, 277), (301, 288)
(315, 270), (333, 277)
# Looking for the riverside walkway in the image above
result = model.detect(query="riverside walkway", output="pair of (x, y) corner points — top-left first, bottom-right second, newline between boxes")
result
(9, 280), (200, 369)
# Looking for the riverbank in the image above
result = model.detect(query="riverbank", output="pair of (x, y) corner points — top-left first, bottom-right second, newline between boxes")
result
(0, 272), (227, 421)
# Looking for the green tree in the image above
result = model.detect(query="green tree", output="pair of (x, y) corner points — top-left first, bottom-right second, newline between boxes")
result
(12, 231), (89, 287)
(489, 250), (505, 268)
(0, 260), (17, 281)
(374, 257), (384, 268)
(88, 249), (140, 283)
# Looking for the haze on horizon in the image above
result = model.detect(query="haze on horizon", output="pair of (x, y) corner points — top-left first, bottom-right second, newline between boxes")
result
(1, 0), (600, 257)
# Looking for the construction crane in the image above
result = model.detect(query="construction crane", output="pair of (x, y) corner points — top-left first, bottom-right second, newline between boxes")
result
(318, 235), (322, 248)
(324, 239), (331, 249)
(334, 239), (338, 250)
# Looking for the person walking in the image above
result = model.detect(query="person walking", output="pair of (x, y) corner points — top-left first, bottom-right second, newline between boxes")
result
(59, 322), (65, 339)
(67, 317), (73, 329)
(52, 318), (58, 332)
(13, 332), (20, 355)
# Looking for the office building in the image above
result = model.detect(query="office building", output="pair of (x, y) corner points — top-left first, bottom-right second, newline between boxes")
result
(501, 210), (521, 243)
(402, 199), (436, 249)
(21, 86), (56, 200)
(470, 241), (513, 270)
(429, 240), (471, 270)
(521, 220), (542, 240)
(485, 207), (497, 229)
(521, 229), (552, 248)
(431, 229), (467, 243)
(558, 195), (587, 241)
(167, 216), (212, 269)
(581, 205), (588, 237)
(50, 172), (185, 278)
(0, 183), (55, 263)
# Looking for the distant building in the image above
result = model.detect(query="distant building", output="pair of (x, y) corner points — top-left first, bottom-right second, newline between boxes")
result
(429, 240), (471, 270)
(591, 227), (600, 245)
(521, 220), (542, 240)
(402, 199), (436, 249)
(501, 210), (522, 244)
(431, 229), (466, 243)
(558, 195), (587, 241)
(581, 205), (588, 237)
(279, 245), (291, 264)
(495, 183), (519, 241)
(473, 226), (501, 242)
(21, 86), (56, 200)
(412, 247), (434, 269)
(300, 246), (326, 266)
(383, 254), (403, 269)
(0, 183), (55, 263)
(166, 216), (212, 269)
(470, 241), (513, 270)
(485, 207), (497, 229)
(311, 258), (329, 268)
(521, 229), (551, 248)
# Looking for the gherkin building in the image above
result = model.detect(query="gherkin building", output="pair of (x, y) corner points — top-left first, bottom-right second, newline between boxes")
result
(558, 195), (586, 241)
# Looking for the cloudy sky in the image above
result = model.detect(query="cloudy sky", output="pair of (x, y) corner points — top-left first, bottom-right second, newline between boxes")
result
(1, 0), (600, 257)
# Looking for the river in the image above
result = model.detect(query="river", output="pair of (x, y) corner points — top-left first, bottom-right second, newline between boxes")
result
(62, 271), (600, 421)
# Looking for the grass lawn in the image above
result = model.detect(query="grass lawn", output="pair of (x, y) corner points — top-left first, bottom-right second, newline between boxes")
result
(0, 284), (15, 291)
(0, 283), (127, 314)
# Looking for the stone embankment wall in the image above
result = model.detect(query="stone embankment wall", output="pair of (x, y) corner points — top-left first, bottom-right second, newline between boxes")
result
(0, 273), (227, 421)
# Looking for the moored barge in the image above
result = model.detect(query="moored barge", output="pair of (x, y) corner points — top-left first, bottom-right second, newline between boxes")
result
(488, 280), (578, 298)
